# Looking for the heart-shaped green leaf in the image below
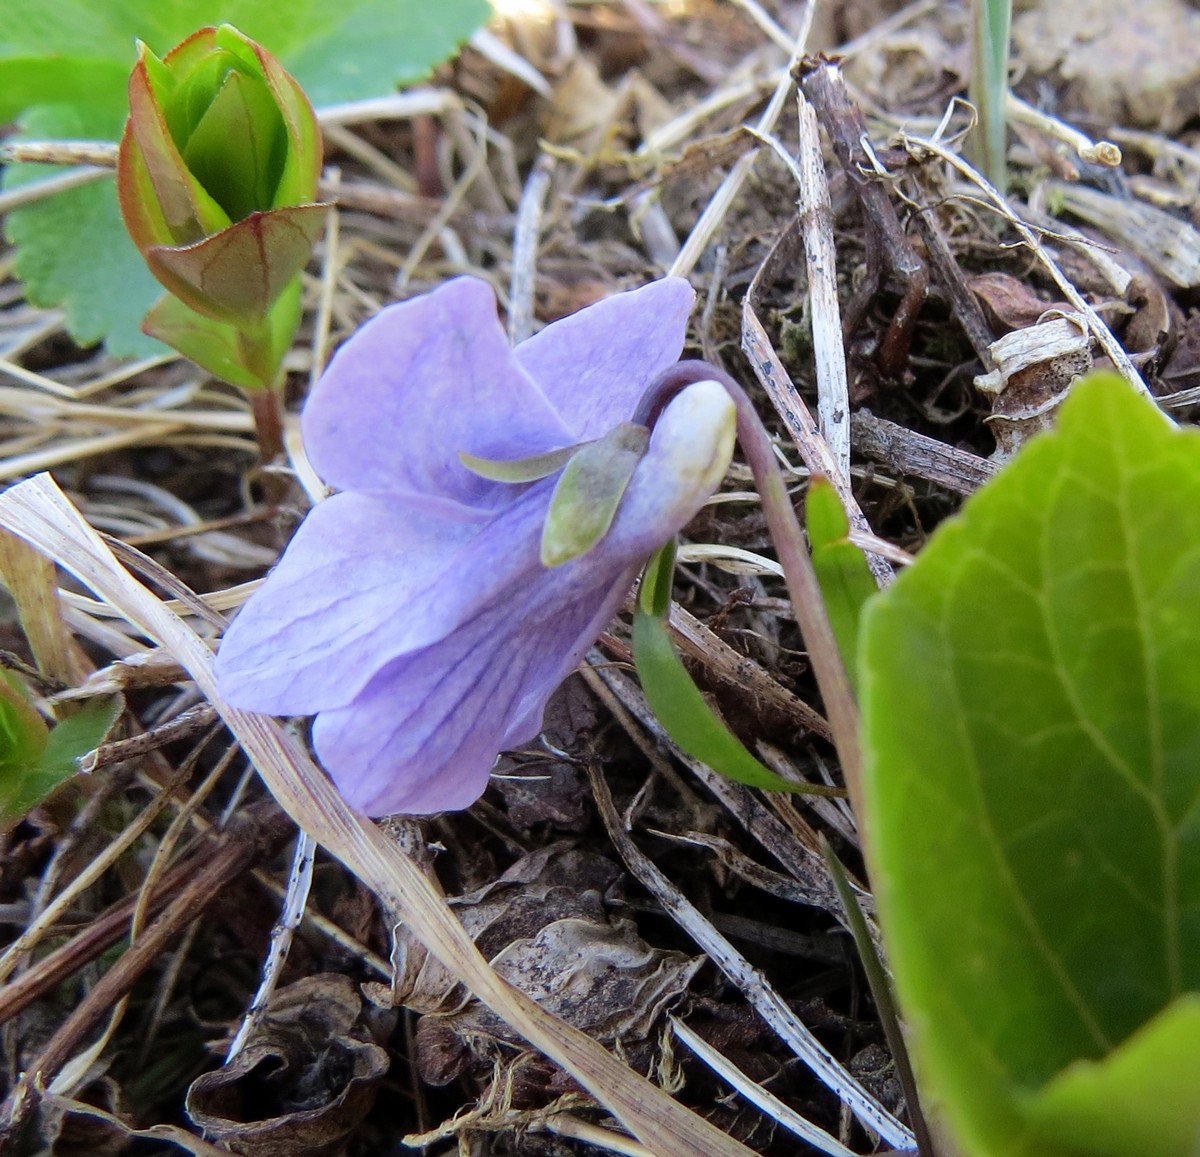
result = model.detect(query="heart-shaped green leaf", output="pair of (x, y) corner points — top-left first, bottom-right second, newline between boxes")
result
(860, 372), (1200, 1157)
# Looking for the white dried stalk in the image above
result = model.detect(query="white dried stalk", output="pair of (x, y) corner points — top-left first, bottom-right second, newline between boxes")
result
(671, 1018), (858, 1157)
(752, 98), (853, 481)
(227, 830), (317, 1060)
(582, 738), (913, 1150)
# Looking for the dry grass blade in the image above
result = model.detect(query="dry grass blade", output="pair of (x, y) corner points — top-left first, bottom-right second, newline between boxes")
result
(584, 755), (913, 1150)
(0, 472), (759, 1157)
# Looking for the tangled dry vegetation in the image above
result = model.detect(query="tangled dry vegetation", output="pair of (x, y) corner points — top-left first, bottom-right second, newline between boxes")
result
(1, 0), (1199, 1153)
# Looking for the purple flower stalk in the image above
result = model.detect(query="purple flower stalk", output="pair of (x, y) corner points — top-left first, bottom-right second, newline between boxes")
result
(216, 277), (735, 815)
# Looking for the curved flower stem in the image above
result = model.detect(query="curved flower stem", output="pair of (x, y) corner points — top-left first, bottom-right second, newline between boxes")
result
(638, 360), (865, 820)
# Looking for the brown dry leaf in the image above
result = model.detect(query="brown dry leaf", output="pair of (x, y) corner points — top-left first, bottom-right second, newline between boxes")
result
(1014, 0), (1200, 131)
(1123, 273), (1177, 358)
(392, 844), (623, 1012)
(968, 271), (1070, 333)
(1162, 312), (1200, 393)
(417, 916), (702, 1093)
(185, 974), (388, 1157)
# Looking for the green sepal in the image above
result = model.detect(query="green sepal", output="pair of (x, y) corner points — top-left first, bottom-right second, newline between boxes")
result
(541, 422), (649, 567)
(806, 476), (877, 693)
(459, 443), (582, 484)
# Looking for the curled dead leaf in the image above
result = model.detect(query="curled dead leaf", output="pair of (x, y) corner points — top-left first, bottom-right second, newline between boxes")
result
(185, 974), (388, 1157)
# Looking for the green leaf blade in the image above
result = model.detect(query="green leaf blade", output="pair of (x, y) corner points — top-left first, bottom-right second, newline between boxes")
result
(1023, 995), (1200, 1157)
(806, 476), (876, 691)
(633, 607), (803, 794)
(860, 373), (1200, 1156)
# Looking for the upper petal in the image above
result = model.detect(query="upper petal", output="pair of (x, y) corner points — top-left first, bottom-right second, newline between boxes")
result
(302, 277), (573, 507)
(513, 278), (694, 440)
(215, 483), (553, 715)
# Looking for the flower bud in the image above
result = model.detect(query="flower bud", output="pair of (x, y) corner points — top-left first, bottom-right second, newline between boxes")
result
(117, 25), (326, 335)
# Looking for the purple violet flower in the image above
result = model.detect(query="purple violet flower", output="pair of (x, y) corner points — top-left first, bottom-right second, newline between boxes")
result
(216, 276), (734, 815)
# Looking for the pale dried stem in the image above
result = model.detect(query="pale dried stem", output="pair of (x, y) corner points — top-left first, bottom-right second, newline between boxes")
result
(671, 1018), (858, 1156)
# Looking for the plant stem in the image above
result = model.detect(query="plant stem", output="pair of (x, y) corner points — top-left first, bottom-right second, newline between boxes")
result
(248, 387), (288, 508)
(968, 0), (1012, 193)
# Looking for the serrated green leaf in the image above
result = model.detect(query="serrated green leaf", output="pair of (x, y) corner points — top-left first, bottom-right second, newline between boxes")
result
(279, 1), (492, 105)
(0, 692), (120, 831)
(1, 0), (489, 354)
(0, 58), (129, 123)
(4, 102), (170, 358)
(633, 606), (808, 794)
(806, 476), (876, 692)
(860, 372), (1200, 1157)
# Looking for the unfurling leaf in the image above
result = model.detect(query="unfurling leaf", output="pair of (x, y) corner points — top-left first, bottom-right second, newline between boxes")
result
(116, 24), (326, 385)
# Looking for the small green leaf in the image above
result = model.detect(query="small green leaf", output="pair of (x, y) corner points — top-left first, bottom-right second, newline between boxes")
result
(143, 294), (266, 389)
(542, 423), (649, 567)
(38, 695), (122, 781)
(0, 672), (49, 770)
(860, 372), (1200, 1157)
(143, 277), (301, 388)
(0, 676), (119, 832)
(1024, 995), (1200, 1157)
(633, 605), (811, 794)
(806, 476), (876, 691)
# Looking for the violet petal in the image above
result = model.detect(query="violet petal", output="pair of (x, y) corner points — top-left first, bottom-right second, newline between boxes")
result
(514, 278), (694, 440)
(302, 278), (572, 508)
(312, 563), (637, 815)
(215, 485), (551, 714)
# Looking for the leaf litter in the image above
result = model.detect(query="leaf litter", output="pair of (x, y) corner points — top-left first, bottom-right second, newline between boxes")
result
(1, 1), (1198, 1154)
